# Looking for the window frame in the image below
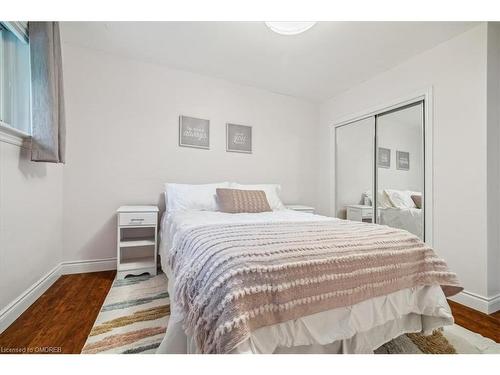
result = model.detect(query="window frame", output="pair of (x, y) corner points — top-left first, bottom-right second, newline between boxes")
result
(0, 21), (31, 146)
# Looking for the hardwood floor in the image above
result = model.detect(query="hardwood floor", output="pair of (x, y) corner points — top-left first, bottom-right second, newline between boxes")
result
(0, 271), (498, 353)
(0, 271), (115, 354)
(448, 300), (500, 343)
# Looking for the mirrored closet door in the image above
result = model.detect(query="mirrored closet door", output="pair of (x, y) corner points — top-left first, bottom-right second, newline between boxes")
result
(335, 101), (425, 240)
(376, 102), (424, 239)
(335, 117), (375, 223)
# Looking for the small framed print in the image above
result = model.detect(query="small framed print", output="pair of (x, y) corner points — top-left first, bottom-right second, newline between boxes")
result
(179, 115), (210, 149)
(396, 150), (410, 171)
(226, 123), (252, 154)
(378, 147), (391, 168)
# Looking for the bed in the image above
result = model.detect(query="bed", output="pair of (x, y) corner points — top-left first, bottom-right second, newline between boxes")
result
(157, 183), (461, 354)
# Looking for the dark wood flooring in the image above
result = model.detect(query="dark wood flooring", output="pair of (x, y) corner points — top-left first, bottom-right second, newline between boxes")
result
(0, 271), (115, 354)
(0, 271), (498, 353)
(448, 300), (500, 343)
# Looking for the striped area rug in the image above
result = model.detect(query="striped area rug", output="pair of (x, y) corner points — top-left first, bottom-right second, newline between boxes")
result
(81, 273), (169, 354)
(81, 271), (498, 354)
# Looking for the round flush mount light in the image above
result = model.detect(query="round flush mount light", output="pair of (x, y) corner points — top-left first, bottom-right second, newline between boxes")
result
(265, 21), (317, 36)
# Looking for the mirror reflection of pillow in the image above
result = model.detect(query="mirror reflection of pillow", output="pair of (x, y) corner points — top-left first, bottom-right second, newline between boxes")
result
(384, 189), (416, 209)
(378, 190), (394, 208)
(411, 194), (422, 209)
(362, 190), (393, 208)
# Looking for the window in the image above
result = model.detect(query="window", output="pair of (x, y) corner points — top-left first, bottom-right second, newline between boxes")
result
(0, 22), (31, 135)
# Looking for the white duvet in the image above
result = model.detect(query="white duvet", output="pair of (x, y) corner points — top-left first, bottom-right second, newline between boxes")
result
(157, 209), (453, 354)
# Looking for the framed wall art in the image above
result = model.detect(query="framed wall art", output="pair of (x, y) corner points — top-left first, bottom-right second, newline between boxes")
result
(179, 115), (210, 149)
(226, 123), (252, 153)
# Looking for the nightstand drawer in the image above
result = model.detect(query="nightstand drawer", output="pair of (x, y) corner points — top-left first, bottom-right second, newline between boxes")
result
(119, 212), (156, 226)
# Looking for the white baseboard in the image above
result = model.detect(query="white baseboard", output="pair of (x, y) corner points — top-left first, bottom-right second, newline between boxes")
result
(60, 257), (117, 275)
(0, 257), (117, 334)
(449, 290), (500, 314)
(489, 295), (500, 314)
(0, 263), (62, 333)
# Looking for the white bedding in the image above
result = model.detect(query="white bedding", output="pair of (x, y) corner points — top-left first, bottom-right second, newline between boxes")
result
(379, 207), (423, 238)
(157, 209), (453, 354)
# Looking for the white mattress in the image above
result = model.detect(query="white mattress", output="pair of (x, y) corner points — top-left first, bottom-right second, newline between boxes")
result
(157, 209), (453, 354)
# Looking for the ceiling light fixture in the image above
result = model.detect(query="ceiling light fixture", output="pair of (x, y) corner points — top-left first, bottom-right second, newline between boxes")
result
(265, 22), (317, 36)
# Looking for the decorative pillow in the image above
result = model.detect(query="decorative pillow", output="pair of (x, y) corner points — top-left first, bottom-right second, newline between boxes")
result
(216, 188), (272, 213)
(230, 183), (285, 210)
(411, 194), (422, 209)
(165, 182), (230, 212)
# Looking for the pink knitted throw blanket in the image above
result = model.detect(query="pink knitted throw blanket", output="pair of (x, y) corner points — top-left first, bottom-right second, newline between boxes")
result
(169, 220), (462, 353)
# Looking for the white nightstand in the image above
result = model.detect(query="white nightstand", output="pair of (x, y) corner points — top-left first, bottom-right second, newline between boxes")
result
(286, 205), (315, 214)
(346, 204), (373, 223)
(116, 205), (159, 280)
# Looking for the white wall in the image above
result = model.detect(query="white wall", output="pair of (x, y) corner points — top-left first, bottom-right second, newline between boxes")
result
(60, 43), (319, 263)
(318, 24), (493, 310)
(487, 22), (500, 300)
(0, 140), (63, 322)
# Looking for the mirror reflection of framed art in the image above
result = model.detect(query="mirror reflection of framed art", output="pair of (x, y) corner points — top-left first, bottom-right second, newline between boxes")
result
(396, 150), (410, 171)
(378, 147), (390, 168)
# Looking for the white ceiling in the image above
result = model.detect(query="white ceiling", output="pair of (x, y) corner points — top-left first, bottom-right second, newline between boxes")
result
(61, 22), (478, 102)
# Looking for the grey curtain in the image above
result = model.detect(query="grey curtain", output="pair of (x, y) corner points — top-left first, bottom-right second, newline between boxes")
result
(29, 22), (65, 163)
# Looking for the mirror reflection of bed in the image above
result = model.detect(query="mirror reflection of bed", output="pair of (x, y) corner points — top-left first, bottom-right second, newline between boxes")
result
(336, 102), (425, 240)
(363, 189), (422, 238)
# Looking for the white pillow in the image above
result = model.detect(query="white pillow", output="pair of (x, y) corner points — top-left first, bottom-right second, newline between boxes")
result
(362, 190), (394, 208)
(165, 182), (230, 212)
(230, 183), (285, 211)
(377, 190), (395, 209)
(384, 189), (416, 209)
